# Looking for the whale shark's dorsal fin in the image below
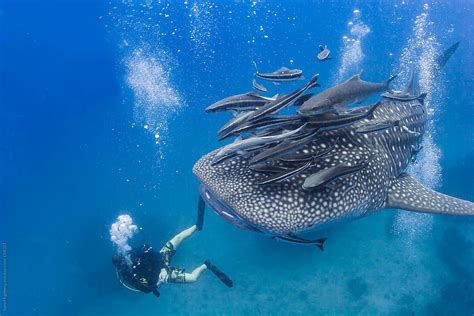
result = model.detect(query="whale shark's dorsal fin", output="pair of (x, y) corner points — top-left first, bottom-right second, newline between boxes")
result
(404, 68), (417, 95)
(348, 70), (363, 82)
(385, 173), (474, 215)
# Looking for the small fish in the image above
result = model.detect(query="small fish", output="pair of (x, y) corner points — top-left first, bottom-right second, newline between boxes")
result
(259, 160), (313, 185)
(211, 143), (269, 166)
(218, 111), (255, 140)
(253, 128), (285, 137)
(206, 91), (275, 113)
(249, 162), (293, 174)
(381, 92), (427, 104)
(250, 129), (320, 165)
(274, 235), (327, 251)
(298, 72), (397, 116)
(307, 102), (383, 130)
(213, 125), (306, 165)
(316, 45), (331, 61)
(302, 161), (368, 190)
(248, 75), (320, 122)
(252, 78), (268, 93)
(356, 119), (400, 134)
(278, 141), (335, 163)
(253, 61), (304, 82)
(224, 115), (303, 138)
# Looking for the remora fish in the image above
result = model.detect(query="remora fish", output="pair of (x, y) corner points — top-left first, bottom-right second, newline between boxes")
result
(223, 115), (303, 138)
(248, 75), (320, 122)
(250, 130), (320, 165)
(218, 111), (255, 140)
(212, 125), (306, 164)
(355, 119), (400, 134)
(205, 92), (275, 113)
(381, 92), (427, 103)
(252, 78), (268, 93)
(194, 43), (474, 237)
(306, 101), (383, 130)
(253, 62), (304, 82)
(302, 161), (369, 190)
(259, 160), (313, 185)
(298, 72), (397, 115)
(274, 235), (327, 251)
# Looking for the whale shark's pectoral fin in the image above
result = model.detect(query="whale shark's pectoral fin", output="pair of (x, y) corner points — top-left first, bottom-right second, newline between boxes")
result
(385, 173), (474, 215)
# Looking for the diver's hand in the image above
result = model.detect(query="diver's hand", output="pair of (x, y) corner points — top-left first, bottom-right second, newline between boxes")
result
(158, 268), (169, 285)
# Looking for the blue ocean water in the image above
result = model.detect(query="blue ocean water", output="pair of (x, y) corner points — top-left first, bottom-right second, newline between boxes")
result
(1, 0), (473, 315)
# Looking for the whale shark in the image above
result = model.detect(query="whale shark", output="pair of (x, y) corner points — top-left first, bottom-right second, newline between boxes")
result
(193, 43), (472, 240)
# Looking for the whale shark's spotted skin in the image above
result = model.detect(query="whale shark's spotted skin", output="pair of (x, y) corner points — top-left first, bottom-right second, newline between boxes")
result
(194, 98), (474, 235)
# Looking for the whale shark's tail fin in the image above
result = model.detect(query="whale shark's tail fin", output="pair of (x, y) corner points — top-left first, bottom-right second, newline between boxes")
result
(385, 173), (474, 215)
(406, 42), (459, 96)
(434, 41), (460, 78)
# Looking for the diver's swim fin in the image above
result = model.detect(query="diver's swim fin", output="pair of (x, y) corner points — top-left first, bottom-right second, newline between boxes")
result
(204, 260), (233, 288)
(152, 287), (160, 298)
(196, 196), (206, 231)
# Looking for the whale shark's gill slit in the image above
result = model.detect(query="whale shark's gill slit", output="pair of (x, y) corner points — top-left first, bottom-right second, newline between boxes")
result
(393, 4), (444, 244)
(199, 184), (262, 233)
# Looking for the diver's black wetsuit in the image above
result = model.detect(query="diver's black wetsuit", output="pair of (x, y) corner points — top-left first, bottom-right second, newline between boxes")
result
(112, 198), (232, 296)
(113, 244), (164, 297)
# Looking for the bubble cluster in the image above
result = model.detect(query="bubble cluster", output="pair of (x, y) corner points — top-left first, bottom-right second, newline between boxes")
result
(110, 214), (139, 265)
(107, 1), (186, 160)
(189, 1), (217, 62)
(394, 5), (444, 239)
(125, 47), (184, 153)
(334, 9), (370, 83)
(398, 5), (443, 188)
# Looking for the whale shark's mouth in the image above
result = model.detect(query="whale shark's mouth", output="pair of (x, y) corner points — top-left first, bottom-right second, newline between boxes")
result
(199, 184), (263, 233)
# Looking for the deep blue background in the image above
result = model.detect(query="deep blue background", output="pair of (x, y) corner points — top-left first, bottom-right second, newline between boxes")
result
(1, 1), (473, 315)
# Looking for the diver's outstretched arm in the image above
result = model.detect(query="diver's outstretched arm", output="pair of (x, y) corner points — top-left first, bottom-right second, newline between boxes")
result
(169, 225), (198, 249)
(183, 264), (207, 283)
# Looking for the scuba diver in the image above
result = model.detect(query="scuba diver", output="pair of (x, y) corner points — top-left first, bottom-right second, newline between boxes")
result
(110, 197), (233, 298)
